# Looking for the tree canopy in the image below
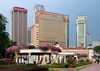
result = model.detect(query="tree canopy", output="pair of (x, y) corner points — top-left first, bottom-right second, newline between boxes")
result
(93, 46), (100, 53)
(0, 14), (18, 58)
(0, 14), (9, 57)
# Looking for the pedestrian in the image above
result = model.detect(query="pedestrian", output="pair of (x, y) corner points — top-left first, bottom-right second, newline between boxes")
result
(96, 59), (99, 64)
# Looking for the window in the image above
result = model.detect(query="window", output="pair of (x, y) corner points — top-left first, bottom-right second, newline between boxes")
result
(14, 10), (18, 12)
(19, 11), (22, 13)
(35, 20), (39, 23)
(42, 16), (63, 21)
(36, 26), (39, 28)
(24, 12), (27, 14)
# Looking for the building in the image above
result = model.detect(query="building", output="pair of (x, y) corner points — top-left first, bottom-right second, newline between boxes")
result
(92, 40), (100, 47)
(16, 46), (94, 64)
(76, 16), (87, 47)
(10, 7), (28, 45)
(62, 46), (94, 60)
(31, 5), (69, 47)
(31, 24), (39, 47)
(27, 28), (31, 45)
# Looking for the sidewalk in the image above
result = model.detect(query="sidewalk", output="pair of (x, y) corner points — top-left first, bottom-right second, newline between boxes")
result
(79, 64), (100, 71)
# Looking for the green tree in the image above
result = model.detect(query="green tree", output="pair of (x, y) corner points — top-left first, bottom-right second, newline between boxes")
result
(93, 46), (100, 53)
(0, 14), (9, 57)
(93, 55), (98, 58)
(8, 40), (17, 47)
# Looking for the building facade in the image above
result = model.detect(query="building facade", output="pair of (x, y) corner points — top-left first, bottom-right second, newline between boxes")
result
(10, 7), (28, 45)
(31, 5), (69, 47)
(76, 16), (87, 47)
(31, 24), (39, 47)
(27, 28), (31, 45)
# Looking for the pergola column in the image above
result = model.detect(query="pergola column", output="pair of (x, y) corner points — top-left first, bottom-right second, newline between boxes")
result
(28, 53), (31, 63)
(56, 54), (58, 63)
(64, 55), (66, 63)
(59, 55), (62, 63)
(15, 52), (18, 63)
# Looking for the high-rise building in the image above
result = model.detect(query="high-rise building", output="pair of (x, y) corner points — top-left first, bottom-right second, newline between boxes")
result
(10, 7), (28, 45)
(76, 16), (87, 47)
(27, 28), (31, 45)
(31, 5), (69, 47)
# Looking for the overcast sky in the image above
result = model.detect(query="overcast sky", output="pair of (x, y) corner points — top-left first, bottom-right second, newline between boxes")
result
(0, 0), (100, 46)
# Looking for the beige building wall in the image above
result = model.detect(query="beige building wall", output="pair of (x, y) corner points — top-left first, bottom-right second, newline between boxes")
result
(31, 11), (69, 47)
(31, 24), (39, 47)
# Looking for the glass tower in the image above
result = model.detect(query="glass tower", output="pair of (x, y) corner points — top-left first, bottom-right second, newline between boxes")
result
(76, 16), (87, 47)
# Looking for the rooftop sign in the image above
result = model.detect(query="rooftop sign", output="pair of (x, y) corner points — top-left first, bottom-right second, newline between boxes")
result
(40, 12), (50, 15)
(13, 7), (28, 12)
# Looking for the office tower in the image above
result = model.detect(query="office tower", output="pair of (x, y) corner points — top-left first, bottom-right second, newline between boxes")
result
(33, 5), (45, 25)
(27, 28), (31, 45)
(76, 16), (87, 47)
(31, 5), (69, 47)
(10, 7), (28, 45)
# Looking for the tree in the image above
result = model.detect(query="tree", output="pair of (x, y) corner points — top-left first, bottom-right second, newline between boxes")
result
(0, 14), (9, 57)
(8, 40), (17, 47)
(93, 46), (100, 53)
(93, 55), (98, 58)
(6, 46), (24, 61)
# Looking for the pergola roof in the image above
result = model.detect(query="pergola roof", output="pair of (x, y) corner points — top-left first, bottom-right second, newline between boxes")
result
(20, 49), (58, 53)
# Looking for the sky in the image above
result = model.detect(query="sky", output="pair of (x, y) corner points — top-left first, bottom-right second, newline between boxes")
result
(0, 0), (100, 46)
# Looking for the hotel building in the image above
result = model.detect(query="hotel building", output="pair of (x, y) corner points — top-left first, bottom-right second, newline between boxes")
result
(10, 7), (28, 45)
(31, 5), (69, 47)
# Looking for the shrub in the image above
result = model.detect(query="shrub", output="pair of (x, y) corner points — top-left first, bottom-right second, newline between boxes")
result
(44, 63), (66, 68)
(26, 45), (35, 49)
(64, 64), (68, 68)
(39, 45), (49, 51)
(0, 60), (16, 65)
(26, 63), (38, 66)
(74, 62), (90, 67)
(49, 46), (62, 52)
(48, 70), (54, 71)
(86, 59), (90, 62)
(67, 56), (75, 65)
(0, 65), (48, 71)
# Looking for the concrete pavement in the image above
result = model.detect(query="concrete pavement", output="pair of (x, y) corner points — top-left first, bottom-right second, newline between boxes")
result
(79, 64), (100, 71)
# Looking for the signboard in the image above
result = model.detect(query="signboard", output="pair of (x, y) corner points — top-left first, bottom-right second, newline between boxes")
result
(40, 12), (50, 15)
(13, 7), (28, 12)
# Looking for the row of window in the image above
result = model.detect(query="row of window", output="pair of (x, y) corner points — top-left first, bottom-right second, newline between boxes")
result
(78, 20), (85, 23)
(75, 53), (89, 54)
(43, 20), (65, 25)
(43, 24), (65, 27)
(42, 16), (63, 21)
(14, 10), (27, 14)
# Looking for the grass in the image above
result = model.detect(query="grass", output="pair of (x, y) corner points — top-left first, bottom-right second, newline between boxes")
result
(40, 63), (67, 68)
